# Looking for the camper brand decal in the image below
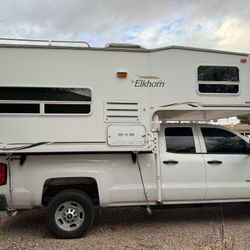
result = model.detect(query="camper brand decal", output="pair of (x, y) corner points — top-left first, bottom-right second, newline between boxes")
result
(133, 79), (165, 88)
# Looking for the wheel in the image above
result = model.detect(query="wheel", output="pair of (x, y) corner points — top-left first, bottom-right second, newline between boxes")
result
(46, 189), (95, 238)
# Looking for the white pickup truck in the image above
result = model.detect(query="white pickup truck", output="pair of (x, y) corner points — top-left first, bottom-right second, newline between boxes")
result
(0, 123), (250, 238)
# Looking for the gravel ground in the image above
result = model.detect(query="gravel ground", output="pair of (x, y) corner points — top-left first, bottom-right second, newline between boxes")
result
(1, 204), (250, 249)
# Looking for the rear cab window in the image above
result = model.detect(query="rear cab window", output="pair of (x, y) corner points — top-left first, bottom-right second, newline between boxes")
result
(164, 127), (196, 153)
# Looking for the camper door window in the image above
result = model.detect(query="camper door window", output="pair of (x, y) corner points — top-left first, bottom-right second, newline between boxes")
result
(0, 87), (91, 115)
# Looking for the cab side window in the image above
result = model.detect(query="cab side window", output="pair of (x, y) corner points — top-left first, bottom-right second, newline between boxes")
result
(201, 128), (247, 154)
(165, 127), (196, 153)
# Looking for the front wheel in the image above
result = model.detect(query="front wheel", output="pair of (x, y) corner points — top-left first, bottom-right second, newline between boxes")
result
(46, 189), (95, 238)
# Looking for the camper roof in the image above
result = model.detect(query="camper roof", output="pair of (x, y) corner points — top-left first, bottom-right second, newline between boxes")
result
(0, 37), (248, 56)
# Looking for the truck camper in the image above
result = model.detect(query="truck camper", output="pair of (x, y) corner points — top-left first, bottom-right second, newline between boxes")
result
(0, 38), (250, 238)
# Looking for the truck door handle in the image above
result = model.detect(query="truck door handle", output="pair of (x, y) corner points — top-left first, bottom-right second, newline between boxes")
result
(163, 160), (178, 165)
(207, 160), (222, 165)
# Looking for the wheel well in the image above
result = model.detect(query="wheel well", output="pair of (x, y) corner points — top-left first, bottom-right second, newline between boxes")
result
(42, 177), (99, 206)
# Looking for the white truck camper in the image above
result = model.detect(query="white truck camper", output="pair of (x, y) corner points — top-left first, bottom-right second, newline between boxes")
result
(0, 38), (250, 238)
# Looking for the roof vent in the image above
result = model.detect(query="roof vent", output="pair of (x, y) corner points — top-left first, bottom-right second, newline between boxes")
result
(105, 43), (144, 49)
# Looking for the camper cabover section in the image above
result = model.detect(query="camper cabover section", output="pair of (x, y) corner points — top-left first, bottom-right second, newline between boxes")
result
(0, 40), (249, 153)
(149, 46), (249, 108)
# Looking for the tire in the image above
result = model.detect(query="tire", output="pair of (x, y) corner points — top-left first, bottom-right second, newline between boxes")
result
(46, 189), (95, 239)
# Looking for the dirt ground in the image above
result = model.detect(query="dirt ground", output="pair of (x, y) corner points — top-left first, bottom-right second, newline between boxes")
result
(1, 204), (250, 250)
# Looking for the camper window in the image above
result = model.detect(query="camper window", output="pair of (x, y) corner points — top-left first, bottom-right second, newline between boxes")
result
(0, 103), (40, 114)
(45, 104), (90, 114)
(0, 87), (91, 115)
(198, 84), (239, 94)
(197, 66), (239, 94)
(0, 87), (91, 101)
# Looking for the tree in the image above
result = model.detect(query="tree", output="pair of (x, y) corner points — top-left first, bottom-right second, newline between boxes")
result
(237, 114), (250, 124)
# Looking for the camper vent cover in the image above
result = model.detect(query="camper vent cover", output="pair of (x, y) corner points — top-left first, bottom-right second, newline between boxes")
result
(105, 43), (144, 49)
(104, 101), (140, 123)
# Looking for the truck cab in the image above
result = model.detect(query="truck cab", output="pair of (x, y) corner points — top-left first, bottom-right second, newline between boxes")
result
(160, 123), (250, 202)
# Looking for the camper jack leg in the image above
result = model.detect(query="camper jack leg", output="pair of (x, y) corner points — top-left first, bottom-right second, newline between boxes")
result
(155, 149), (162, 203)
(152, 114), (162, 203)
(134, 153), (152, 215)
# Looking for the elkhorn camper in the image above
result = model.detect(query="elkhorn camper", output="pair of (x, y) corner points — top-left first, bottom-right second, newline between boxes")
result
(0, 38), (249, 238)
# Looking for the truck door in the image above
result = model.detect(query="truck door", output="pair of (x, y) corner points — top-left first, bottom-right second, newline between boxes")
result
(197, 125), (250, 200)
(159, 125), (206, 201)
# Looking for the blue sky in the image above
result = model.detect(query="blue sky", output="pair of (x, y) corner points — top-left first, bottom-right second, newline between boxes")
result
(0, 0), (249, 52)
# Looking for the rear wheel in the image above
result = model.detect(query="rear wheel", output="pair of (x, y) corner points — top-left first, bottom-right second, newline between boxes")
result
(46, 189), (95, 238)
